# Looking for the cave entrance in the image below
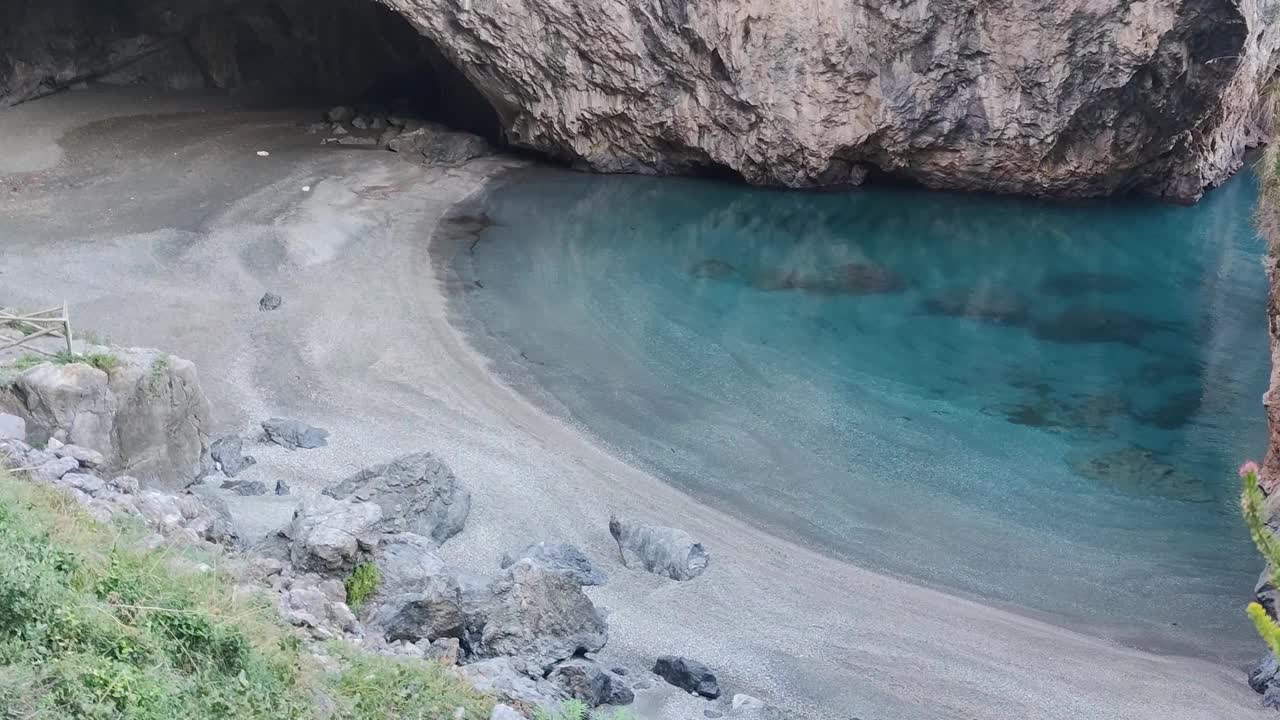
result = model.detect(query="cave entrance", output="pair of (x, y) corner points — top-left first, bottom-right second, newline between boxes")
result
(0, 0), (503, 143)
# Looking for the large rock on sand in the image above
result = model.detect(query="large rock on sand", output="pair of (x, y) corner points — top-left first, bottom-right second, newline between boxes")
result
(500, 541), (608, 586)
(0, 348), (210, 487)
(609, 515), (709, 581)
(285, 495), (382, 574)
(325, 452), (470, 544)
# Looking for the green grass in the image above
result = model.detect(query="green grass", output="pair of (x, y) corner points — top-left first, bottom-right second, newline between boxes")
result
(0, 471), (494, 720)
(533, 701), (635, 720)
(1, 351), (118, 377)
(145, 358), (169, 399)
(344, 563), (380, 610)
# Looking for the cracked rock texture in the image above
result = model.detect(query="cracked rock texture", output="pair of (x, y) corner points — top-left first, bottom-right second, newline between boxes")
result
(388, 0), (1280, 201)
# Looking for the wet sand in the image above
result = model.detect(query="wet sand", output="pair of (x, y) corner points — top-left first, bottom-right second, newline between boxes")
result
(0, 87), (1270, 719)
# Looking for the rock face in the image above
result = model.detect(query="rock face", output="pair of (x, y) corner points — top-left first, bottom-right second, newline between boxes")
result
(5, 0), (1280, 200)
(385, 0), (1280, 202)
(0, 348), (211, 488)
(325, 452), (471, 544)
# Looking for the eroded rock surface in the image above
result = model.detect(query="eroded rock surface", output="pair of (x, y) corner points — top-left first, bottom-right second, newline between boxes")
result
(325, 452), (470, 543)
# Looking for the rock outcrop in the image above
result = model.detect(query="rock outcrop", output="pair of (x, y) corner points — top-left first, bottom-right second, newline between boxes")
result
(0, 348), (211, 488)
(385, 0), (1280, 201)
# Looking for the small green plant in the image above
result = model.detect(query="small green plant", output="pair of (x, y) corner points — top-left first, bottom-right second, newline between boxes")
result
(344, 563), (380, 609)
(532, 701), (635, 720)
(146, 357), (170, 398)
(1241, 460), (1280, 656)
(328, 649), (493, 719)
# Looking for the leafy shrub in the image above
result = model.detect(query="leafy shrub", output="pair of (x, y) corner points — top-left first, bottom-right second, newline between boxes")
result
(345, 563), (380, 610)
(1240, 461), (1280, 655)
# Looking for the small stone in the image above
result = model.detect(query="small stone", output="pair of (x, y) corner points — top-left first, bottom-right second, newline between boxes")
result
(256, 150), (270, 157)
(46, 436), (64, 450)
(275, 478), (291, 496)
(611, 666), (628, 676)
(259, 293), (283, 312)
(335, 135), (379, 147)
(426, 637), (461, 666)
(210, 435), (256, 477)
(0, 414), (25, 442)
(351, 115), (372, 130)
(221, 479), (268, 496)
(369, 117), (389, 130)
(705, 712), (723, 719)
(732, 694), (765, 711)
(331, 124), (350, 136)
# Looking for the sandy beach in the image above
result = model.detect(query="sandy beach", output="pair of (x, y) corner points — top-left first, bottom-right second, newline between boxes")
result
(0, 87), (1270, 720)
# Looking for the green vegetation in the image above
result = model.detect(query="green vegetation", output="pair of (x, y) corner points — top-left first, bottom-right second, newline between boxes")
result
(2, 351), (118, 375)
(1240, 462), (1280, 656)
(0, 471), (493, 720)
(343, 563), (380, 610)
(532, 701), (635, 720)
(145, 358), (170, 399)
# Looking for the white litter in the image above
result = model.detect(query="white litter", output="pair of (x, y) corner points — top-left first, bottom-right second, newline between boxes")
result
(256, 150), (270, 157)
(302, 186), (311, 192)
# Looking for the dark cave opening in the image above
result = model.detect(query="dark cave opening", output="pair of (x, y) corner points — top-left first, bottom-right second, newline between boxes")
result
(0, 0), (504, 144)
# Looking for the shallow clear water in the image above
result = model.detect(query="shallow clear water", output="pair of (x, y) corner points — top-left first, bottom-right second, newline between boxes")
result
(448, 167), (1271, 662)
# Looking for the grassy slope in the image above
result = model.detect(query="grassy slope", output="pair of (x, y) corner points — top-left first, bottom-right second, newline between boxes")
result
(0, 470), (493, 720)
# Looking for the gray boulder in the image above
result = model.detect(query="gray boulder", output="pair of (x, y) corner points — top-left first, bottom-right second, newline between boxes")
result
(1251, 653), (1279, 693)
(61, 472), (106, 496)
(471, 559), (608, 672)
(609, 516), (709, 581)
(210, 435), (256, 477)
(501, 541), (607, 586)
(0, 413), (25, 441)
(460, 657), (567, 709)
(32, 456), (80, 483)
(261, 418), (329, 450)
(653, 655), (720, 699)
(373, 572), (468, 644)
(279, 573), (360, 639)
(0, 348), (211, 488)
(53, 443), (104, 468)
(325, 452), (470, 544)
(286, 495), (382, 574)
(548, 658), (631, 707)
(374, 532), (446, 598)
(1267, 684), (1280, 711)
(387, 124), (491, 167)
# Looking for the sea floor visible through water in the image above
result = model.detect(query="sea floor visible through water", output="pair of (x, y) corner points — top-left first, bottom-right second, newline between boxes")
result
(448, 166), (1272, 663)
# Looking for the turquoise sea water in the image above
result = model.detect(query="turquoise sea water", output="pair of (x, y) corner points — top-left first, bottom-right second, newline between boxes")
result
(447, 168), (1271, 662)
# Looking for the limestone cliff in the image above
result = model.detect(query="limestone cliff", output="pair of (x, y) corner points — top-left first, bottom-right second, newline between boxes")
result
(3, 0), (1280, 201)
(388, 0), (1280, 201)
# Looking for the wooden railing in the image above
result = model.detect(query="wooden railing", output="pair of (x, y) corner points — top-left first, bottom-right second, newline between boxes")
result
(0, 302), (74, 357)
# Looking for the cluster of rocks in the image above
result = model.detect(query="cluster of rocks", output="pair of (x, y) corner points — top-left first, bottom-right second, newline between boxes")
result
(0, 348), (782, 719)
(0, 419), (235, 547)
(310, 104), (491, 167)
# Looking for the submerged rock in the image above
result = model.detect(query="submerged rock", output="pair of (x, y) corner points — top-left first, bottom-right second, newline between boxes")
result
(1030, 307), (1158, 346)
(1066, 446), (1211, 503)
(754, 263), (905, 296)
(610, 515), (709, 581)
(690, 259), (739, 280)
(325, 452), (470, 543)
(1129, 390), (1202, 430)
(1039, 272), (1137, 296)
(653, 655), (720, 699)
(921, 288), (1030, 326)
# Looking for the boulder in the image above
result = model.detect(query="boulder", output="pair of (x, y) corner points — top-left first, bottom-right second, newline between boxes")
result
(653, 655), (720, 699)
(61, 472), (106, 496)
(261, 418), (329, 450)
(325, 452), (470, 544)
(387, 124), (491, 167)
(210, 435), (255, 477)
(0, 348), (211, 488)
(470, 559), (608, 672)
(1250, 653), (1278, 693)
(372, 572), (467, 644)
(0, 413), (25, 441)
(275, 478), (291, 496)
(424, 636), (461, 665)
(609, 516), (709, 581)
(53, 443), (104, 468)
(32, 456), (80, 483)
(374, 532), (446, 598)
(325, 106), (355, 124)
(500, 541), (607, 586)
(548, 658), (631, 707)
(459, 657), (567, 709)
(286, 495), (382, 574)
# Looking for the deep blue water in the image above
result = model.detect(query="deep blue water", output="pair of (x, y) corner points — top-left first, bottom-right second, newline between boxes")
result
(447, 168), (1271, 662)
